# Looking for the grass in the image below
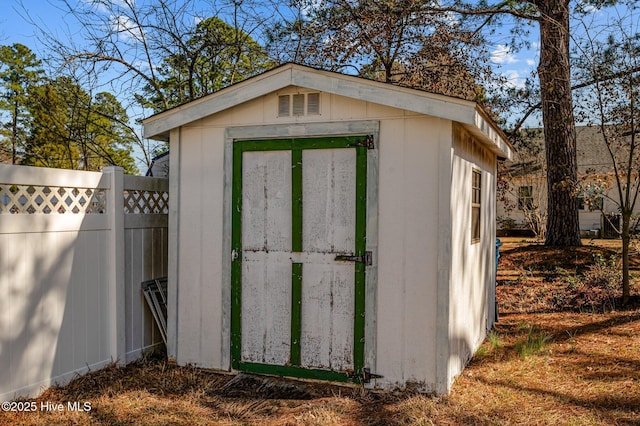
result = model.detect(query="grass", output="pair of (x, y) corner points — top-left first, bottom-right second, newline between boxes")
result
(2, 316), (638, 426)
(1, 239), (639, 425)
(514, 324), (552, 359)
(487, 330), (502, 349)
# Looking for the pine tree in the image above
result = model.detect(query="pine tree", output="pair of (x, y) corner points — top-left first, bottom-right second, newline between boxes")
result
(0, 43), (44, 164)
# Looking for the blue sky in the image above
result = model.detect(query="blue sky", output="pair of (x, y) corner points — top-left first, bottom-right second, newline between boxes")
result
(2, 1), (634, 96)
(0, 0), (547, 169)
(1, 0), (541, 86)
(2, 1), (634, 144)
(1, 1), (63, 51)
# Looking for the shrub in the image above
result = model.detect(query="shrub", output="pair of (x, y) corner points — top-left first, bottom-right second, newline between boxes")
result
(553, 254), (621, 312)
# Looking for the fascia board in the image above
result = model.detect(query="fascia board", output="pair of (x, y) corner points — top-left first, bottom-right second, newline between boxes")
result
(467, 108), (514, 160)
(143, 67), (294, 139)
(143, 63), (513, 159)
(289, 67), (477, 124)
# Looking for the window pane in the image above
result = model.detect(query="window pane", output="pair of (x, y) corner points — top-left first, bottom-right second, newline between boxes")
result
(472, 206), (480, 241)
(471, 169), (481, 242)
(518, 185), (533, 210)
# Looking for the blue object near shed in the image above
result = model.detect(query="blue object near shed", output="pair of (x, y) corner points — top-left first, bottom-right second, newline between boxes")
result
(495, 238), (502, 322)
(495, 238), (502, 275)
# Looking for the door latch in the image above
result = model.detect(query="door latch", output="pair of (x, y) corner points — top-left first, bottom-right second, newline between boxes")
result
(334, 251), (372, 266)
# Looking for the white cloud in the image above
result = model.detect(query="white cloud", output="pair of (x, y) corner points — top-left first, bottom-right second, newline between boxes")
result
(82, 0), (134, 14)
(526, 58), (536, 67)
(490, 44), (518, 64)
(111, 0), (135, 10)
(503, 70), (526, 89)
(111, 14), (144, 41)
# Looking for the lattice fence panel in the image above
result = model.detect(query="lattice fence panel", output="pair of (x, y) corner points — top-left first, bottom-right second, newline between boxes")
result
(123, 190), (169, 214)
(0, 183), (107, 214)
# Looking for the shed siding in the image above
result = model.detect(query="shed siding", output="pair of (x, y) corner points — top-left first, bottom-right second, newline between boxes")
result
(186, 87), (410, 130)
(448, 124), (497, 387)
(173, 89), (443, 381)
(175, 126), (226, 368)
(375, 116), (445, 391)
(171, 87), (498, 394)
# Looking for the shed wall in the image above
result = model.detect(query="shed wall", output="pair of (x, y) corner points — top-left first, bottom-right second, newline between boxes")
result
(448, 124), (497, 387)
(174, 125), (226, 368)
(172, 88), (446, 389)
(374, 116), (447, 391)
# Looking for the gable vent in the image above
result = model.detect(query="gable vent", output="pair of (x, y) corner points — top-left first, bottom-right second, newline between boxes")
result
(307, 93), (320, 115)
(278, 93), (320, 117)
(292, 94), (305, 116)
(278, 95), (290, 116)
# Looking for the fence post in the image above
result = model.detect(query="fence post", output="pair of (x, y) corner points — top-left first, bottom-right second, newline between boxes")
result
(104, 166), (126, 365)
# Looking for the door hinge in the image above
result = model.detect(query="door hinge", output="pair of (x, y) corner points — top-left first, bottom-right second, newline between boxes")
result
(334, 251), (372, 266)
(349, 135), (375, 150)
(361, 368), (383, 384)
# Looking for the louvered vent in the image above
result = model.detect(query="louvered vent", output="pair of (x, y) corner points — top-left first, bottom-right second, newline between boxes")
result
(307, 93), (320, 115)
(278, 93), (320, 117)
(278, 95), (290, 116)
(292, 94), (305, 116)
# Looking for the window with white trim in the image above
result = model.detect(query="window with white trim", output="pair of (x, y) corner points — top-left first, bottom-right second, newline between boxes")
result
(518, 185), (533, 210)
(471, 169), (481, 243)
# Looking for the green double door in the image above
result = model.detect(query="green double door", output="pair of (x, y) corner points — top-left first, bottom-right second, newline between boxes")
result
(231, 136), (369, 382)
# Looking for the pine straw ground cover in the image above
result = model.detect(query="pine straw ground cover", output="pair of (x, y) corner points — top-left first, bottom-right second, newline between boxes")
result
(2, 239), (640, 425)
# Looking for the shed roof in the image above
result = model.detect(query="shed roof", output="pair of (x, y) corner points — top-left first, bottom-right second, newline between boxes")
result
(142, 63), (513, 160)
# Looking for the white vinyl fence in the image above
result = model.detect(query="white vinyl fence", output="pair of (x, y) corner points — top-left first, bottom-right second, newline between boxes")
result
(0, 164), (168, 401)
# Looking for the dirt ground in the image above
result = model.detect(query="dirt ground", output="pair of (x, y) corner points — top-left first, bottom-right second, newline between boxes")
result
(2, 239), (639, 425)
(497, 237), (637, 273)
(497, 237), (640, 313)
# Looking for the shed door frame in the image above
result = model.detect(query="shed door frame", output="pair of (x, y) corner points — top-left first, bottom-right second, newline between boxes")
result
(231, 136), (368, 383)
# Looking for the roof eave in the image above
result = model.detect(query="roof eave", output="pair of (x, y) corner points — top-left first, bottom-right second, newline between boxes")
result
(464, 107), (514, 160)
(143, 65), (295, 140)
(142, 63), (513, 160)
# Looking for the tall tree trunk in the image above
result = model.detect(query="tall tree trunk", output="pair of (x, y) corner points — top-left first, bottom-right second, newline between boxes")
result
(535, 0), (581, 246)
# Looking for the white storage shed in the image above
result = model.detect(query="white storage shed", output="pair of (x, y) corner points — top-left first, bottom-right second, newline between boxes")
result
(142, 63), (513, 394)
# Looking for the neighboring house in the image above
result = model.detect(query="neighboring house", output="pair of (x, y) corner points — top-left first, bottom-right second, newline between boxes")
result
(142, 63), (513, 394)
(498, 126), (627, 238)
(146, 151), (170, 178)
